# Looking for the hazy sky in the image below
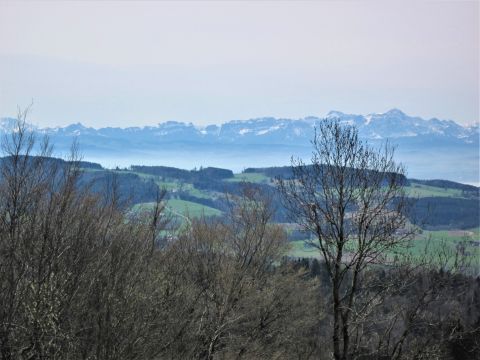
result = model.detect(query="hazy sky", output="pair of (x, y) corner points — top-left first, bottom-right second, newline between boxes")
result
(0, 0), (478, 128)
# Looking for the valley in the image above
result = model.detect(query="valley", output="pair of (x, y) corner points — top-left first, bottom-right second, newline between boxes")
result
(75, 160), (480, 265)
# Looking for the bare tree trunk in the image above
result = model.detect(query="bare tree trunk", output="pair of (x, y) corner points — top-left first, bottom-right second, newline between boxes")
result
(333, 248), (343, 360)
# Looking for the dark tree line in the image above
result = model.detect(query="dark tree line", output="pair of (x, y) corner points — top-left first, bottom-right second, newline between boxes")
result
(412, 197), (479, 229)
(130, 165), (234, 182)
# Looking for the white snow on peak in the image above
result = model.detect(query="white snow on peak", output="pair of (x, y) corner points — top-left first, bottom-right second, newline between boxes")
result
(364, 114), (373, 125)
(256, 125), (280, 135)
(239, 128), (252, 135)
(326, 111), (344, 119)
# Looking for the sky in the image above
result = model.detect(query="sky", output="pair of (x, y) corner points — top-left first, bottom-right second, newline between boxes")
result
(0, 0), (478, 128)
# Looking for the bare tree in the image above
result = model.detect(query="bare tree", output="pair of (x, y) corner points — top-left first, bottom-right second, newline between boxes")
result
(278, 119), (416, 360)
(0, 109), (171, 359)
(0, 110), (318, 360)
(169, 186), (319, 360)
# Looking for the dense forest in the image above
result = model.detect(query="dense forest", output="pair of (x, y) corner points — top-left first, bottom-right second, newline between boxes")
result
(0, 117), (479, 359)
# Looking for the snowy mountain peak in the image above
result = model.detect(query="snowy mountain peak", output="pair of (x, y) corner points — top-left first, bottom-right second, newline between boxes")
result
(326, 110), (347, 119)
(0, 109), (477, 144)
(384, 108), (406, 117)
(0, 117), (18, 131)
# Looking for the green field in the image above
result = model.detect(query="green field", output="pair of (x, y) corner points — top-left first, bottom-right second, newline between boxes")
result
(158, 181), (214, 199)
(79, 167), (104, 172)
(406, 229), (480, 260)
(406, 183), (465, 198)
(122, 170), (215, 199)
(156, 181), (181, 191)
(103, 167), (478, 250)
(166, 199), (222, 218)
(287, 229), (480, 267)
(225, 172), (271, 184)
(132, 199), (222, 220)
(289, 240), (320, 258)
(109, 167), (477, 204)
(180, 184), (216, 199)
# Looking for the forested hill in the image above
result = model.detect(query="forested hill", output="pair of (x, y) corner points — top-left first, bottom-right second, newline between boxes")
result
(2, 156), (475, 229)
(3, 157), (474, 231)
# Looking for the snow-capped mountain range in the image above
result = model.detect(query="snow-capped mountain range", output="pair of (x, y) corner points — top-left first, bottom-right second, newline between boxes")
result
(1, 108), (476, 144)
(0, 109), (478, 184)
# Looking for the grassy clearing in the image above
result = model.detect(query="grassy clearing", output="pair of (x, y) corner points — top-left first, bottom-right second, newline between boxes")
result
(406, 229), (480, 261)
(288, 240), (319, 258)
(226, 173), (271, 184)
(132, 199), (222, 219)
(180, 184), (214, 199)
(166, 199), (222, 218)
(119, 170), (215, 199)
(80, 167), (104, 172)
(406, 183), (464, 198)
(127, 172), (180, 191)
(471, 227), (480, 238)
(156, 181), (181, 191)
(287, 229), (480, 267)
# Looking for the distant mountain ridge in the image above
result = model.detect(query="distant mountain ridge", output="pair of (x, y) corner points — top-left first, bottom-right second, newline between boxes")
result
(0, 109), (478, 184)
(1, 108), (478, 145)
